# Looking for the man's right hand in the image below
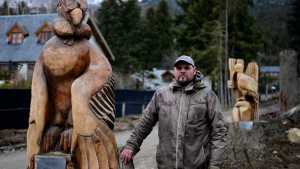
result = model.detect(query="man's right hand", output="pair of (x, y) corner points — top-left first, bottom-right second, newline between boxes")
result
(120, 148), (134, 165)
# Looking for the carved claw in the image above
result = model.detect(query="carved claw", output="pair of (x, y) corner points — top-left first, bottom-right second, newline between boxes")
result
(227, 80), (233, 88)
(59, 128), (73, 153)
(71, 130), (78, 154)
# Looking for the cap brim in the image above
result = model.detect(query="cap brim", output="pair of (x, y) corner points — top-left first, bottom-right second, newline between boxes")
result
(174, 60), (194, 66)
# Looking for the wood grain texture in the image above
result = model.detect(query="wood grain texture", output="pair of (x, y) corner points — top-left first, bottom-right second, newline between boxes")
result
(228, 58), (259, 122)
(26, 1), (118, 168)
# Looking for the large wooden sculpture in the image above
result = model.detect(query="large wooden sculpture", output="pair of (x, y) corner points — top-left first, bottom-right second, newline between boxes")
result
(228, 58), (259, 123)
(26, 0), (118, 168)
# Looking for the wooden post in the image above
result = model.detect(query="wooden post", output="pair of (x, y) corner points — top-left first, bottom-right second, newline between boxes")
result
(122, 102), (126, 117)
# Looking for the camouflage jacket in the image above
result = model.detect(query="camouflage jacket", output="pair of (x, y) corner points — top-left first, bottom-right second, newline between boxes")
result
(125, 78), (227, 169)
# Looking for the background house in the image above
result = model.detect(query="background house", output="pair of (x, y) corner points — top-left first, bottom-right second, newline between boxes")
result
(260, 66), (280, 77)
(259, 66), (280, 102)
(0, 13), (114, 87)
(130, 68), (174, 90)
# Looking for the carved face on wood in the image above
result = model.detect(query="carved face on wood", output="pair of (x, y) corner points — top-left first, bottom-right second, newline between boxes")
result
(57, 0), (88, 26)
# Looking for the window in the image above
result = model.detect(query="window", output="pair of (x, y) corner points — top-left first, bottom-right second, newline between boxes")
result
(36, 22), (53, 44)
(8, 32), (24, 45)
(37, 31), (53, 44)
(6, 22), (28, 45)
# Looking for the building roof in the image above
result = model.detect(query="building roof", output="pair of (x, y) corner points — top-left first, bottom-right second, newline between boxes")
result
(6, 22), (29, 36)
(0, 13), (115, 63)
(260, 66), (280, 73)
(0, 14), (56, 63)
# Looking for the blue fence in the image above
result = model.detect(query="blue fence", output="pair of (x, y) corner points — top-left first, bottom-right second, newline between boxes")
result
(0, 89), (154, 129)
(115, 90), (154, 117)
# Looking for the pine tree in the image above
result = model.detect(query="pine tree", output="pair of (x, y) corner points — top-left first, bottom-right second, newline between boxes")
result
(175, 0), (263, 105)
(0, 0), (10, 15)
(176, 0), (223, 76)
(287, 0), (300, 76)
(17, 1), (30, 15)
(97, 0), (123, 52)
(176, 0), (263, 73)
(140, 0), (174, 69)
(97, 0), (174, 72)
(156, 0), (174, 58)
(120, 0), (143, 71)
(140, 7), (158, 69)
(288, 0), (300, 52)
(97, 0), (142, 72)
(227, 0), (264, 62)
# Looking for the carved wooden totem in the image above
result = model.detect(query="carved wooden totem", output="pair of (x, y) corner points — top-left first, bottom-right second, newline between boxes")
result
(26, 0), (118, 168)
(228, 58), (259, 123)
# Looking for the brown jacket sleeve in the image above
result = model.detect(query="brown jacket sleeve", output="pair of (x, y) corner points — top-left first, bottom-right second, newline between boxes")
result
(125, 91), (159, 154)
(207, 91), (228, 168)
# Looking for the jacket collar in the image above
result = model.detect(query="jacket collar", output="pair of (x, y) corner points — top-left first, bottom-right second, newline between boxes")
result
(169, 73), (206, 94)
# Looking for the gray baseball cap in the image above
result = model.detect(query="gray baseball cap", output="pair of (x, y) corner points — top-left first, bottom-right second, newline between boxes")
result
(174, 55), (195, 66)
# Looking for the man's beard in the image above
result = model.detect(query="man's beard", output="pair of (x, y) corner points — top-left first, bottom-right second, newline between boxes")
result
(177, 76), (192, 86)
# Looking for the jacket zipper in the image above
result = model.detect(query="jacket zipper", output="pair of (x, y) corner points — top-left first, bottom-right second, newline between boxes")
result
(176, 91), (183, 169)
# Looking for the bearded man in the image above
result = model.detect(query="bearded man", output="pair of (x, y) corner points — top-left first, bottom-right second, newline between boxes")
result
(121, 55), (227, 169)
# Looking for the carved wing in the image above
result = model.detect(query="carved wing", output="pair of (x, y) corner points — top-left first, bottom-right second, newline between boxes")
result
(245, 61), (259, 82)
(228, 58), (236, 82)
(70, 44), (118, 169)
(228, 58), (244, 89)
(89, 77), (116, 130)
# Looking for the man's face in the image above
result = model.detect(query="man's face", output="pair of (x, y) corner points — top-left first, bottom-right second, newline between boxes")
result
(174, 62), (196, 84)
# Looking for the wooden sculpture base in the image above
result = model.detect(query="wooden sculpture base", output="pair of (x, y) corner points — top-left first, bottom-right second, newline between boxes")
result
(35, 153), (74, 169)
(238, 121), (253, 130)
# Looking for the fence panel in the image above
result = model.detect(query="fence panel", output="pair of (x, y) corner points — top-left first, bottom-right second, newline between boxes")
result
(0, 89), (154, 129)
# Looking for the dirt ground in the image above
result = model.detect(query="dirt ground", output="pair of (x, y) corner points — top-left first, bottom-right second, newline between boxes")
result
(222, 121), (300, 169)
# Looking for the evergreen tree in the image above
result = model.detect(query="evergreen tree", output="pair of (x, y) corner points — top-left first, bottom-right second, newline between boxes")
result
(120, 0), (143, 71)
(175, 0), (263, 105)
(176, 0), (263, 74)
(176, 0), (223, 76)
(97, 0), (174, 72)
(287, 0), (300, 76)
(287, 0), (300, 52)
(139, 7), (158, 70)
(97, 0), (140, 72)
(156, 0), (175, 65)
(17, 1), (30, 15)
(227, 0), (264, 62)
(252, 0), (290, 60)
(97, 0), (123, 51)
(0, 0), (10, 15)
(141, 0), (174, 69)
